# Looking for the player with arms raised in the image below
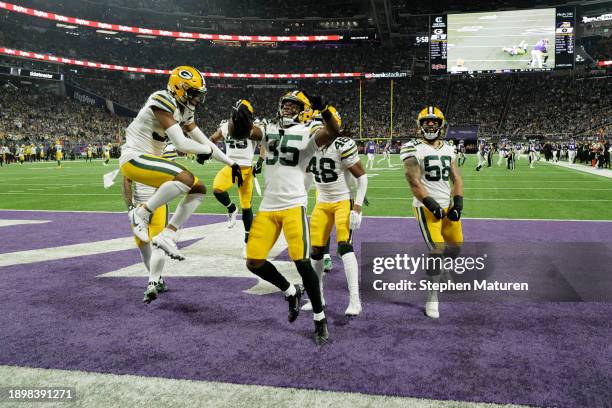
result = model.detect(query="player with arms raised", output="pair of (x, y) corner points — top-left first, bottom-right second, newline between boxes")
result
(209, 100), (262, 248)
(301, 107), (368, 316)
(401, 106), (464, 319)
(120, 66), (242, 261)
(246, 91), (341, 345)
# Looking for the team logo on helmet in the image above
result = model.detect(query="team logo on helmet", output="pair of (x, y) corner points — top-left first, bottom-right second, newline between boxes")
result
(167, 66), (206, 109)
(278, 91), (313, 127)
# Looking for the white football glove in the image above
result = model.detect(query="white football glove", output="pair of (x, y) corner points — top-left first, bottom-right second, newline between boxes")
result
(349, 210), (362, 230)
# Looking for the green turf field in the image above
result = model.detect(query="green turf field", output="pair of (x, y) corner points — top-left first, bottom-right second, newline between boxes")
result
(447, 9), (555, 72)
(1, 154), (611, 220)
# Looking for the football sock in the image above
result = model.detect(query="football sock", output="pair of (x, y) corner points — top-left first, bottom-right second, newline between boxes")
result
(169, 193), (204, 229)
(313, 311), (325, 321)
(248, 261), (291, 292)
(138, 243), (152, 272)
(214, 191), (235, 212)
(323, 238), (331, 257)
(149, 247), (165, 283)
(146, 180), (190, 212)
(242, 208), (253, 234)
(341, 252), (359, 297)
(311, 258), (325, 304)
(295, 260), (324, 314)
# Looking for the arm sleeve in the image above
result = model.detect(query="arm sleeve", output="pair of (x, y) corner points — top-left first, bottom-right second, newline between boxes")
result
(165, 123), (212, 155)
(186, 126), (234, 166)
(353, 174), (368, 207)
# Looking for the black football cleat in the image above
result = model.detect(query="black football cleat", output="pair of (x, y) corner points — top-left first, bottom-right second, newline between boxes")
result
(314, 318), (329, 345)
(285, 284), (304, 323)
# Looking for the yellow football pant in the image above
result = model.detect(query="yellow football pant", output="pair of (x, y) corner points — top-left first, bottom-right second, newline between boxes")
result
(247, 206), (309, 261)
(120, 154), (196, 189)
(310, 199), (352, 247)
(413, 206), (463, 251)
(134, 204), (168, 247)
(213, 165), (254, 209)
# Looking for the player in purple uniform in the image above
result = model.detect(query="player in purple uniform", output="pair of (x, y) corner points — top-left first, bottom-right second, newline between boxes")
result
(457, 140), (466, 166)
(365, 140), (377, 169)
(568, 138), (577, 163)
(529, 38), (549, 68)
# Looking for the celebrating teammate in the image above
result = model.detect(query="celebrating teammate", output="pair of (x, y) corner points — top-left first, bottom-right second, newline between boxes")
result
(245, 91), (342, 345)
(120, 65), (242, 261)
(209, 100), (261, 249)
(122, 154), (174, 304)
(54, 140), (63, 168)
(401, 107), (464, 319)
(301, 107), (368, 316)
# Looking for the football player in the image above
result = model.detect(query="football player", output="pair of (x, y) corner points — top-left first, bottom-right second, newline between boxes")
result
(103, 143), (112, 166)
(54, 140), (63, 168)
(497, 138), (508, 167)
(209, 100), (261, 247)
(401, 107), (463, 319)
(568, 138), (577, 164)
(119, 66), (242, 261)
(457, 140), (466, 166)
(39, 144), (45, 161)
(302, 107), (368, 316)
(502, 40), (528, 56)
(475, 138), (487, 171)
(86, 144), (93, 163)
(122, 172), (171, 303)
(17, 145), (25, 165)
(377, 140), (392, 167)
(245, 91), (342, 345)
(365, 139), (377, 169)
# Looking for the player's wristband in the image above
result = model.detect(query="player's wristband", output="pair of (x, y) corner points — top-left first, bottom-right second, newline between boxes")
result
(422, 196), (442, 213)
(452, 195), (463, 211)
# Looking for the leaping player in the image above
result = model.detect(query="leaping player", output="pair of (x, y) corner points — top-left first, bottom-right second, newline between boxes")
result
(120, 66), (243, 261)
(401, 106), (463, 319)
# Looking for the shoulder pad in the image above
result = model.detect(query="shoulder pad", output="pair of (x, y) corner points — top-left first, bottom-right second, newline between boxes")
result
(149, 91), (177, 114)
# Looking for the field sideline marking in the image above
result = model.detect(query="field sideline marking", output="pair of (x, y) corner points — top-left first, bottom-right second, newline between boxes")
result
(1, 209), (610, 223)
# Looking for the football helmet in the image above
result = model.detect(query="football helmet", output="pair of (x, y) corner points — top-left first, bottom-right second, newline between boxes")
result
(417, 106), (447, 141)
(167, 66), (206, 110)
(278, 91), (313, 127)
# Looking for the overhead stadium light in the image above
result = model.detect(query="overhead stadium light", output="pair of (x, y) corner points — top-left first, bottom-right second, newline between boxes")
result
(96, 29), (118, 35)
(136, 35), (157, 39)
(176, 38), (196, 42)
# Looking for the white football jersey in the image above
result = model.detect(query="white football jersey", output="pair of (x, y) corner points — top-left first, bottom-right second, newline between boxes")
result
(309, 137), (360, 203)
(18, 147), (24, 156)
(400, 140), (456, 208)
(55, 144), (62, 153)
(219, 120), (258, 167)
(257, 119), (322, 211)
(120, 90), (195, 166)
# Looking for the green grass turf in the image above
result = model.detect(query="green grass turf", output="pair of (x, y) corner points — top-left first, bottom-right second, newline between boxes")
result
(0, 155), (610, 220)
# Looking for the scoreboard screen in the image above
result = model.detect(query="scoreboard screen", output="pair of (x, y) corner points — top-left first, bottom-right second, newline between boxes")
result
(430, 7), (575, 75)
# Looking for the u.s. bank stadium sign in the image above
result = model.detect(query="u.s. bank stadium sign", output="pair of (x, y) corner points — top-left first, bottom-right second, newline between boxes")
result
(582, 13), (612, 24)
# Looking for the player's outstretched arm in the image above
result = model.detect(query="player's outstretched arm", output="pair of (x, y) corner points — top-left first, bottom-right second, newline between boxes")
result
(182, 122), (235, 167)
(152, 107), (212, 156)
(310, 96), (341, 147)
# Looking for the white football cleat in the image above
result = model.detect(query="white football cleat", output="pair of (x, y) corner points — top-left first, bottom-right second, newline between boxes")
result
(227, 207), (238, 229)
(425, 290), (439, 319)
(345, 295), (362, 316)
(128, 206), (150, 243)
(152, 229), (185, 261)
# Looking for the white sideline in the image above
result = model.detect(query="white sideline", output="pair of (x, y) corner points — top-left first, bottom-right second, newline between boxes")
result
(0, 365), (529, 408)
(542, 160), (612, 179)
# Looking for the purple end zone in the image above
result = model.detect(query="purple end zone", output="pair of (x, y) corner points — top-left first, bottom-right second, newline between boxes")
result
(0, 211), (610, 407)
